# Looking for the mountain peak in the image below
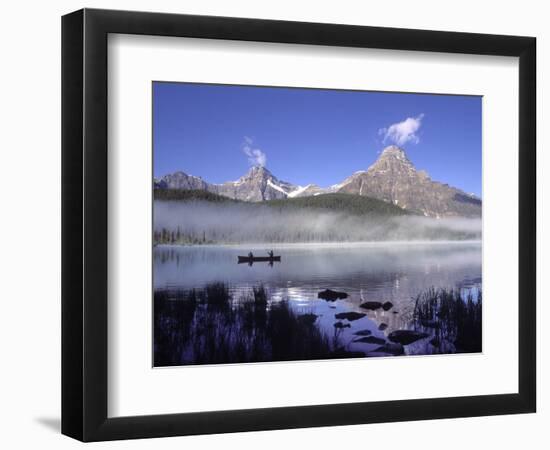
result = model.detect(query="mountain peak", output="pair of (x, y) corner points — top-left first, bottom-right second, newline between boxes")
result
(367, 146), (414, 175)
(247, 165), (271, 174)
(240, 165), (274, 182)
(380, 145), (408, 160)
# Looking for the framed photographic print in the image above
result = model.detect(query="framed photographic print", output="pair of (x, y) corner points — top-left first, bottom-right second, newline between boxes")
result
(62, 8), (536, 442)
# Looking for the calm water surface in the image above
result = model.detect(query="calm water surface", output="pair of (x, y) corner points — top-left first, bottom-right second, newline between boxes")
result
(154, 242), (481, 355)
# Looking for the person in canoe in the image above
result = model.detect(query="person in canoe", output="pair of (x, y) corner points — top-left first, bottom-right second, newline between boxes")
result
(248, 251), (253, 259)
(268, 250), (274, 258)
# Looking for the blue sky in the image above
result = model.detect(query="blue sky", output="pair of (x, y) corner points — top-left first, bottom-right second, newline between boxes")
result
(153, 82), (482, 196)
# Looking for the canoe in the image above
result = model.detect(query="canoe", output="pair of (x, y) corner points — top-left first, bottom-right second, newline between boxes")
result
(237, 256), (281, 263)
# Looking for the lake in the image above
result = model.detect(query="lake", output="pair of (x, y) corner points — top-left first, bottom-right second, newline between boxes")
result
(154, 242), (481, 364)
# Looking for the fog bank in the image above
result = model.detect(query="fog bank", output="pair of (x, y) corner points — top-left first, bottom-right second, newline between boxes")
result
(154, 201), (482, 244)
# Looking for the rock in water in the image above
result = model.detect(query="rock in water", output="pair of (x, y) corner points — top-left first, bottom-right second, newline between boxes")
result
(318, 289), (349, 301)
(382, 301), (394, 311)
(335, 312), (366, 321)
(297, 313), (318, 326)
(334, 321), (351, 329)
(360, 301), (383, 310)
(378, 323), (388, 331)
(388, 330), (429, 345)
(354, 336), (386, 345)
(354, 329), (372, 336)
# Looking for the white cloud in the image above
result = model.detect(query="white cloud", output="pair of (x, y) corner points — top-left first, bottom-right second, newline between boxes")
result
(379, 114), (425, 146)
(242, 136), (267, 167)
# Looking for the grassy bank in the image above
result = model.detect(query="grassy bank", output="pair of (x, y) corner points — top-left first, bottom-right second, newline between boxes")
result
(413, 287), (482, 353)
(154, 283), (334, 366)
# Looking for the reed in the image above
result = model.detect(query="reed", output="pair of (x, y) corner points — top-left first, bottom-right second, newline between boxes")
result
(413, 287), (482, 353)
(154, 283), (333, 366)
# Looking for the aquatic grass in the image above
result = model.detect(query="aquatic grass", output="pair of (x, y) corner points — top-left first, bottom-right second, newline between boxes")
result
(204, 282), (232, 311)
(266, 301), (331, 362)
(413, 287), (482, 353)
(154, 283), (333, 366)
(153, 289), (198, 365)
(252, 285), (268, 306)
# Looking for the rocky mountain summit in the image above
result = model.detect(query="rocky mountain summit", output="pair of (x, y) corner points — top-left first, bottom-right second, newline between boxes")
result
(156, 166), (300, 201)
(155, 145), (481, 217)
(336, 146), (481, 217)
(154, 172), (208, 191)
(214, 166), (297, 201)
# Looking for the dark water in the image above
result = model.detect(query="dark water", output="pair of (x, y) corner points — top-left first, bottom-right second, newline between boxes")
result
(154, 242), (481, 358)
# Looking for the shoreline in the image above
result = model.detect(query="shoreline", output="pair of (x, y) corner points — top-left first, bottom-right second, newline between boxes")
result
(155, 240), (482, 250)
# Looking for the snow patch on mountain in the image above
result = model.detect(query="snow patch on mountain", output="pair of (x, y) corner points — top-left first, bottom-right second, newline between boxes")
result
(287, 185), (307, 198)
(267, 179), (289, 195)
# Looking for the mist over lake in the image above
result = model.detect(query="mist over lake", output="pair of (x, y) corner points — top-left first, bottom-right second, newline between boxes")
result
(154, 200), (482, 244)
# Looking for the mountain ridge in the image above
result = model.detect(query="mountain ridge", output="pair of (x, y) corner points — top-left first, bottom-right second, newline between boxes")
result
(156, 165), (301, 201)
(155, 146), (481, 218)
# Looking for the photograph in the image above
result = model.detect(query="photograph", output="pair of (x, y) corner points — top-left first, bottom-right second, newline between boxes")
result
(152, 82), (482, 367)
(0, 1), (541, 446)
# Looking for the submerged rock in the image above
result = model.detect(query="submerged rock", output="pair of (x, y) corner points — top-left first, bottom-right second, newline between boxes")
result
(372, 343), (404, 356)
(297, 313), (318, 326)
(354, 329), (372, 336)
(354, 336), (386, 345)
(388, 330), (429, 345)
(378, 323), (388, 331)
(335, 312), (366, 321)
(360, 301), (383, 310)
(382, 301), (394, 311)
(334, 321), (351, 329)
(318, 289), (348, 301)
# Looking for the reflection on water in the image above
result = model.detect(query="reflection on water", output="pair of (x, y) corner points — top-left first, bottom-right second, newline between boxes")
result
(155, 242), (481, 301)
(154, 242), (482, 364)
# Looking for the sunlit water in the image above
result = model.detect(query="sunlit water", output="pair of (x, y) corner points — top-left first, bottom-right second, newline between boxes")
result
(154, 242), (481, 356)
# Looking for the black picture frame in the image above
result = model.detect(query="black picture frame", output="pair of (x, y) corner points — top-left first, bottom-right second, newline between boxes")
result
(62, 8), (536, 442)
